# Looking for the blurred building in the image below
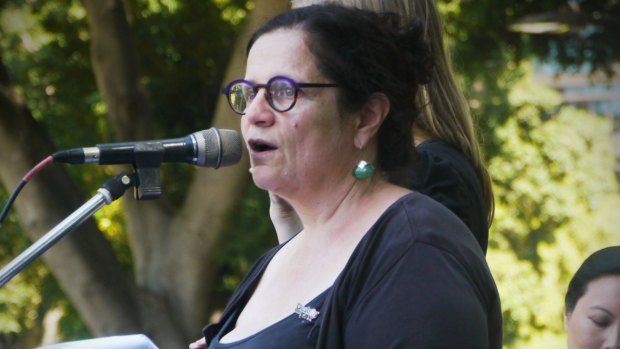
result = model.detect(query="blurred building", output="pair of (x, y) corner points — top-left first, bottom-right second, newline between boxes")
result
(508, 1), (620, 183)
(534, 63), (620, 183)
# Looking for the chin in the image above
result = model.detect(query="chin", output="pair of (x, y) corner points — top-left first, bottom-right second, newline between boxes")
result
(249, 168), (278, 191)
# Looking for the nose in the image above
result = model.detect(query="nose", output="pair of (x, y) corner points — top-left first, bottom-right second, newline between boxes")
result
(243, 89), (275, 127)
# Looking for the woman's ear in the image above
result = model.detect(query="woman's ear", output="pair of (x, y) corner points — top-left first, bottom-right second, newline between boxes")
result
(354, 92), (390, 149)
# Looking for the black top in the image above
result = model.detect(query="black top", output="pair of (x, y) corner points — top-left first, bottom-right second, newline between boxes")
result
(391, 140), (489, 254)
(204, 192), (502, 349)
(208, 289), (329, 349)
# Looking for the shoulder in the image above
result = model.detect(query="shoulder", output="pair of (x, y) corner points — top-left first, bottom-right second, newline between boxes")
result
(371, 192), (497, 289)
(331, 193), (502, 347)
(417, 139), (469, 162)
(349, 192), (496, 303)
(412, 140), (479, 191)
(378, 192), (483, 257)
(348, 192), (485, 283)
(391, 140), (489, 252)
(391, 140), (483, 206)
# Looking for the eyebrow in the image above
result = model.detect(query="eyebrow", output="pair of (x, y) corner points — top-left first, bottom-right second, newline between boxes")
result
(590, 306), (614, 317)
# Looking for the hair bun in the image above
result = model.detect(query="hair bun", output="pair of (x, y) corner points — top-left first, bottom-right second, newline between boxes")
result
(398, 17), (434, 85)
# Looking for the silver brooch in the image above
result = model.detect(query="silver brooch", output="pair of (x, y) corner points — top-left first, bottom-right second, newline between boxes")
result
(294, 303), (320, 322)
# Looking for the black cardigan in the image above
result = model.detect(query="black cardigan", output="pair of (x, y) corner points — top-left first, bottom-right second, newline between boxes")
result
(204, 192), (502, 348)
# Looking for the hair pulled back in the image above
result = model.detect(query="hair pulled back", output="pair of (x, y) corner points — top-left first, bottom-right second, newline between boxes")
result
(247, 4), (433, 171)
(291, 0), (495, 226)
(565, 246), (620, 315)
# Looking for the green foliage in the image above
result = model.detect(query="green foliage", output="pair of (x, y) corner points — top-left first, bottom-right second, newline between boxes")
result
(1, 0), (618, 346)
(56, 301), (91, 341)
(127, 0), (249, 205)
(436, 6), (620, 345)
(0, 187), (42, 343)
(0, 274), (41, 334)
(487, 66), (619, 348)
(211, 183), (277, 307)
(93, 199), (134, 273)
(0, 1), (101, 148)
(0, 185), (91, 344)
(0, 2), (112, 343)
(0, 0), (250, 200)
(439, 0), (620, 76)
(129, 0), (244, 136)
(0, 0), (252, 343)
(1, 0), (109, 200)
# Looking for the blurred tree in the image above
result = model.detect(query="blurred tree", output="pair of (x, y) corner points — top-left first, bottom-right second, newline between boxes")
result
(0, 0), (288, 347)
(486, 66), (619, 348)
(441, 0), (620, 77)
(1, 0), (619, 348)
(439, 2), (619, 347)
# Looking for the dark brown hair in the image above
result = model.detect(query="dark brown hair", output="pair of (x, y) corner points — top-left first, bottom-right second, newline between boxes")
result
(565, 246), (620, 314)
(248, 4), (433, 172)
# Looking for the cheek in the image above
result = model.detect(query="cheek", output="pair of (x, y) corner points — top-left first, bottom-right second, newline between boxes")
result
(240, 118), (249, 137)
(567, 315), (604, 348)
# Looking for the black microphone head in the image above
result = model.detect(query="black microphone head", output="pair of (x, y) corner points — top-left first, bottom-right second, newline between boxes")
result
(193, 128), (242, 168)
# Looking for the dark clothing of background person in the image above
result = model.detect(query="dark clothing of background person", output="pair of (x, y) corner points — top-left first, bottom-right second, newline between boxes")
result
(204, 192), (502, 349)
(391, 139), (489, 254)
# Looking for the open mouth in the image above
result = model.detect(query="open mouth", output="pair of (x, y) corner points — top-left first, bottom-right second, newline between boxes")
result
(248, 139), (277, 152)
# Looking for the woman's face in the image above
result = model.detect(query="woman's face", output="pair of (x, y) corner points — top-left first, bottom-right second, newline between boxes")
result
(565, 275), (620, 349)
(241, 29), (357, 198)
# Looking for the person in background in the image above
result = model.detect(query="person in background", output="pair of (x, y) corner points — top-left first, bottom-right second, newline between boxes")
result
(564, 246), (620, 349)
(270, 0), (494, 254)
(191, 4), (501, 348)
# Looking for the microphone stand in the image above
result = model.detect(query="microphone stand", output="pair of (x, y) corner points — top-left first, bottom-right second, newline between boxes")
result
(0, 172), (135, 287)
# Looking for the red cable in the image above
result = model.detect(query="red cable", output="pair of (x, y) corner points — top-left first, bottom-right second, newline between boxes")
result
(23, 155), (54, 182)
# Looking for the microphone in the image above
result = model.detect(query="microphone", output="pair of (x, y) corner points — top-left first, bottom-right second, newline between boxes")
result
(52, 128), (243, 169)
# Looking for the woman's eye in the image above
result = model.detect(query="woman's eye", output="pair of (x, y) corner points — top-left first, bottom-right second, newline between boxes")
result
(589, 316), (611, 328)
(271, 83), (294, 98)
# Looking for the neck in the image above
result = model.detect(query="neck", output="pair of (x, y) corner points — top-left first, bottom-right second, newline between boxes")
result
(286, 175), (395, 241)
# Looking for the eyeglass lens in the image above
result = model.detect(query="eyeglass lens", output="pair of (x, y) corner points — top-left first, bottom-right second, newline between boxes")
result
(227, 78), (297, 115)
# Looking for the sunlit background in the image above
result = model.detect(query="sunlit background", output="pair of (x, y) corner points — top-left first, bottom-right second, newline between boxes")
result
(0, 0), (618, 348)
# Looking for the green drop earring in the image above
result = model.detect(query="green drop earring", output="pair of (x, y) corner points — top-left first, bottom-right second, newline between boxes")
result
(352, 160), (375, 180)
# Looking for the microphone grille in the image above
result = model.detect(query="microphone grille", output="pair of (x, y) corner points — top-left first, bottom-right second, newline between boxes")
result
(194, 128), (243, 168)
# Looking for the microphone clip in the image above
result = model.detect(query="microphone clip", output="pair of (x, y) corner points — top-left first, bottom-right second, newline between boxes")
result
(132, 142), (164, 200)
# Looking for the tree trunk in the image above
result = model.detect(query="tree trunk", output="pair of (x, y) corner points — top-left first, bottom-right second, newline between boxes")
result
(0, 59), (141, 337)
(82, 0), (289, 346)
(0, 0), (289, 347)
(166, 0), (291, 337)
